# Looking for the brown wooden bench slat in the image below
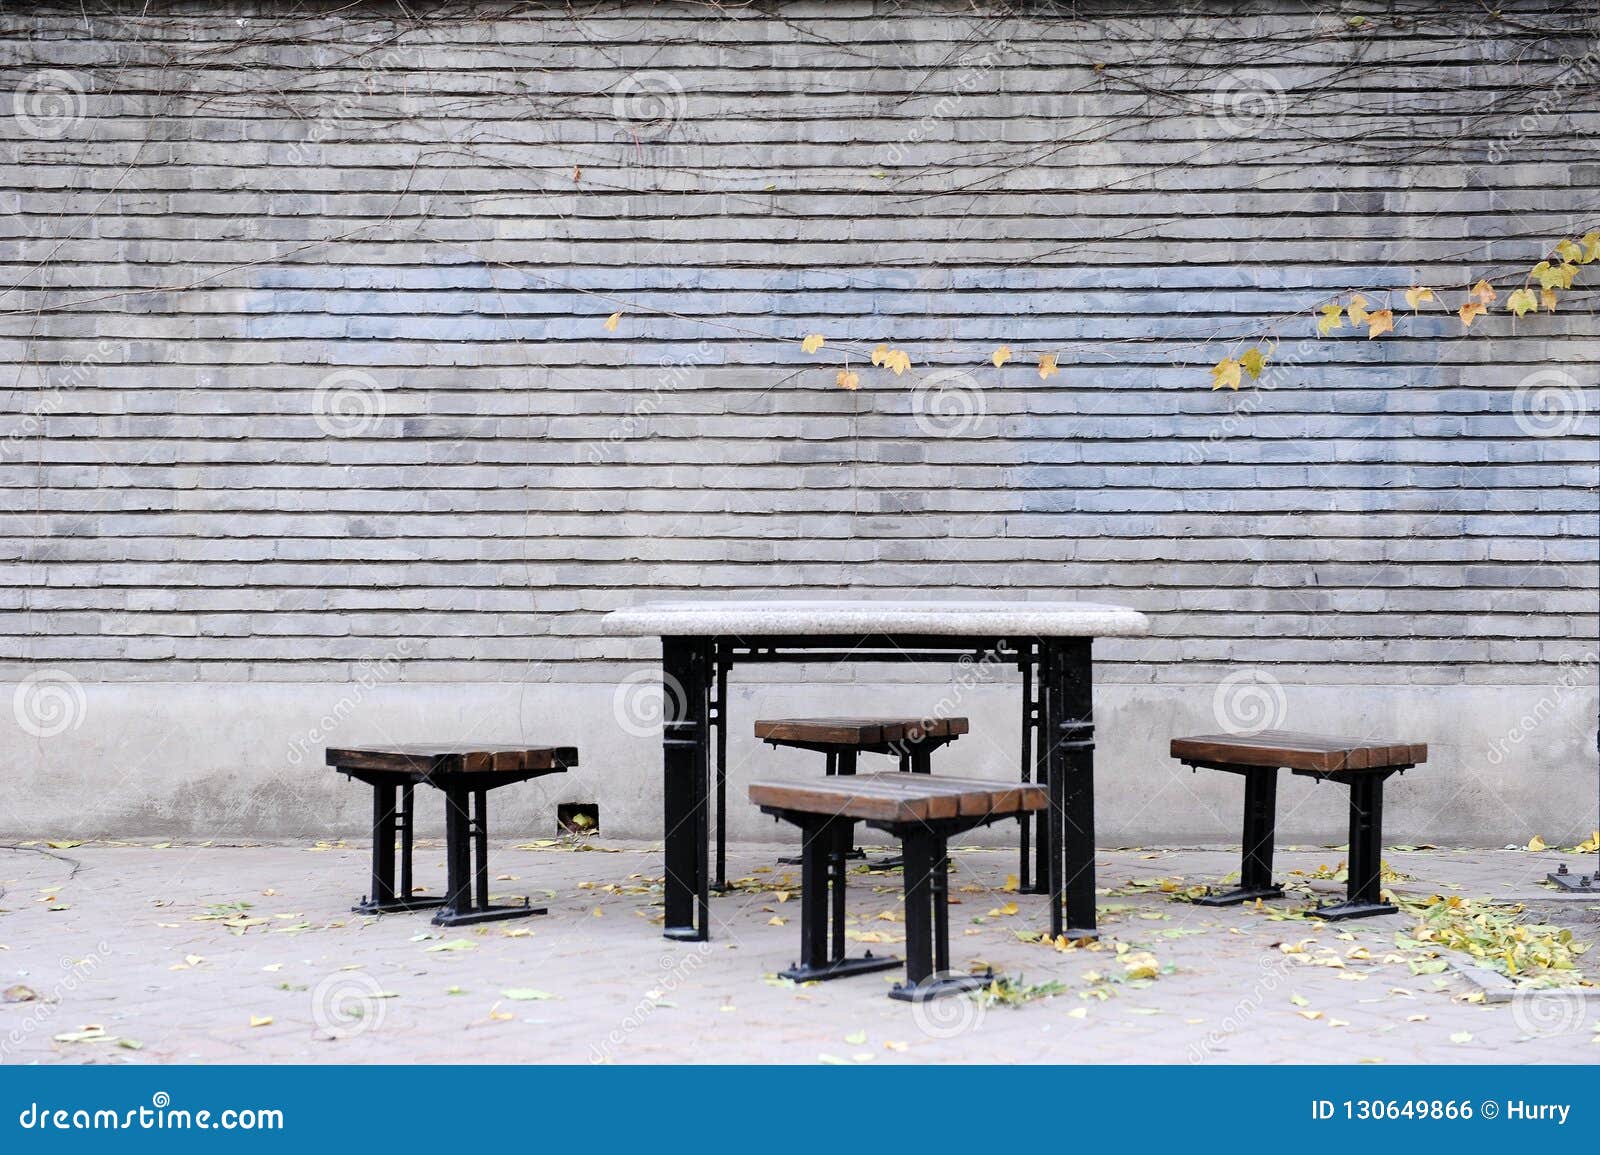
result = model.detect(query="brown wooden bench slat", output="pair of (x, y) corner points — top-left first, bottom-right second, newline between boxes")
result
(750, 772), (1044, 823)
(754, 717), (969, 745)
(326, 745), (579, 775)
(1169, 731), (1425, 773)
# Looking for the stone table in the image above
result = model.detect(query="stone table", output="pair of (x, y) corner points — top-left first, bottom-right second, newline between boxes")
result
(603, 598), (1149, 942)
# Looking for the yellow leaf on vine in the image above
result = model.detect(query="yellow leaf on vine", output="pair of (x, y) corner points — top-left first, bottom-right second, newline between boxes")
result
(801, 333), (825, 354)
(1404, 286), (1434, 310)
(603, 312), (621, 332)
(1366, 309), (1394, 339)
(1555, 238), (1582, 264)
(1581, 233), (1600, 263)
(1531, 262), (1567, 291)
(1556, 263), (1578, 288)
(871, 343), (889, 367)
(1211, 358), (1241, 391)
(1470, 279), (1496, 304)
(991, 345), (1013, 368)
(884, 349), (911, 376)
(1506, 287), (1538, 317)
(1317, 304), (1344, 336)
(1458, 300), (1486, 327)
(836, 369), (860, 390)
(1541, 287), (1559, 313)
(1240, 347), (1266, 378)
(1347, 294), (1370, 325)
(1038, 354), (1059, 380)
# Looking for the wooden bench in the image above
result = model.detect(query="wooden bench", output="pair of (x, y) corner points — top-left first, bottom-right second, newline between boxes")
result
(750, 772), (1046, 1001)
(326, 744), (576, 927)
(756, 716), (970, 866)
(754, 716), (970, 772)
(1170, 731), (1426, 920)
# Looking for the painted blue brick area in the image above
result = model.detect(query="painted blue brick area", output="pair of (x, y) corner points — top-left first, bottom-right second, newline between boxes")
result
(0, 0), (1595, 690)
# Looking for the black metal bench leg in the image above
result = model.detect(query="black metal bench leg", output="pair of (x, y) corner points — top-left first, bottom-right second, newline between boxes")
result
(779, 815), (897, 983)
(371, 783), (396, 908)
(398, 784), (416, 899)
(890, 829), (988, 1002)
(473, 788), (490, 912)
(831, 822), (849, 962)
(1317, 775), (1397, 920)
(1199, 766), (1286, 906)
(433, 784), (546, 927)
(355, 780), (445, 915)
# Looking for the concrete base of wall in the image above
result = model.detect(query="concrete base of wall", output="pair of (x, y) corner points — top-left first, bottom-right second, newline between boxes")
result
(2, 680), (1595, 847)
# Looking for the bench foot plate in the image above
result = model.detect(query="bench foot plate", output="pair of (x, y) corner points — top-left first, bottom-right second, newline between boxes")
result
(1547, 869), (1600, 893)
(432, 903), (547, 927)
(663, 924), (707, 942)
(778, 848), (865, 866)
(889, 970), (994, 1002)
(780, 952), (901, 984)
(1312, 899), (1396, 921)
(354, 896), (447, 915)
(1196, 884), (1284, 907)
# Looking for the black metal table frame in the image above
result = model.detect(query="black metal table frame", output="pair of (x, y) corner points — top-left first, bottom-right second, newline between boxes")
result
(658, 631), (1098, 942)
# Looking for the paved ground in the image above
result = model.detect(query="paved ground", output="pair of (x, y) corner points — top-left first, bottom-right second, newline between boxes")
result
(2, 837), (1598, 1065)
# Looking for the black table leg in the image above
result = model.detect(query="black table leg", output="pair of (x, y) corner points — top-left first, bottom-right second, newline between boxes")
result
(713, 652), (728, 891)
(1044, 637), (1097, 940)
(1019, 644), (1047, 895)
(662, 635), (712, 941)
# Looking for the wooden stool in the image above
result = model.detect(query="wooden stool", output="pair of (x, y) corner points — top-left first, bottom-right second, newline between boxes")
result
(756, 717), (969, 866)
(755, 717), (969, 775)
(327, 744), (576, 927)
(1170, 731), (1426, 920)
(751, 772), (1046, 1000)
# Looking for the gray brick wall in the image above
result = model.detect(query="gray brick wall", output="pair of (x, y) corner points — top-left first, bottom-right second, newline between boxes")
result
(0, 0), (1596, 694)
